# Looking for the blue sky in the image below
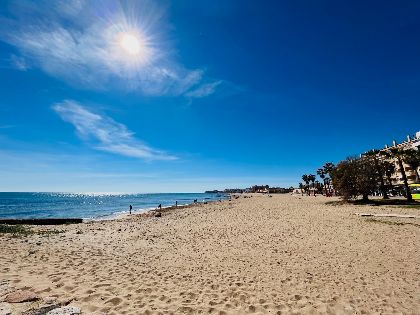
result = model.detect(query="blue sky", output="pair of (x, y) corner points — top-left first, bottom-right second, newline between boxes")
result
(0, 0), (419, 192)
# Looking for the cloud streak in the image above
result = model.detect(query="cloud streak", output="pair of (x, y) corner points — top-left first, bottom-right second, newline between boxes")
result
(53, 100), (177, 161)
(185, 80), (223, 99)
(0, 0), (221, 98)
(10, 54), (28, 71)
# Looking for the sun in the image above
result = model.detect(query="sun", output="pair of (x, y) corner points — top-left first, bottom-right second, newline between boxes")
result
(120, 33), (142, 55)
(114, 28), (153, 66)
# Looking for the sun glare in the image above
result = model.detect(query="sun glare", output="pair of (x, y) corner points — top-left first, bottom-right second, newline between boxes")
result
(112, 26), (154, 67)
(120, 33), (141, 55)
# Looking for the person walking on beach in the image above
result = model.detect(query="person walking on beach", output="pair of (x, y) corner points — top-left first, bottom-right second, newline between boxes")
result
(158, 204), (162, 210)
(129, 205), (132, 215)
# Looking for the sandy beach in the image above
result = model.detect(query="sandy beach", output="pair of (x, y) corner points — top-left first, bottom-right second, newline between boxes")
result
(1, 194), (419, 314)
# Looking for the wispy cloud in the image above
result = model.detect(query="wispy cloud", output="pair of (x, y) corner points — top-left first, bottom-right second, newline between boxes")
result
(185, 80), (223, 99)
(0, 0), (221, 98)
(10, 54), (28, 71)
(52, 100), (177, 161)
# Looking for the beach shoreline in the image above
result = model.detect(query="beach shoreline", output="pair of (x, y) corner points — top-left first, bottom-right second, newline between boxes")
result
(0, 192), (229, 222)
(94, 196), (229, 223)
(1, 194), (419, 314)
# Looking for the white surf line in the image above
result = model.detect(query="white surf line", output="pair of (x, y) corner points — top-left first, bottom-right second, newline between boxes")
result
(355, 213), (420, 219)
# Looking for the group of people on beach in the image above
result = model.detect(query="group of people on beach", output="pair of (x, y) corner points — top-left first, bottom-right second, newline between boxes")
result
(127, 198), (213, 215)
(128, 201), (175, 215)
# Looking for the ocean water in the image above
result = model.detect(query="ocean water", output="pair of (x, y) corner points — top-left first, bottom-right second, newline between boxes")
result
(0, 192), (228, 220)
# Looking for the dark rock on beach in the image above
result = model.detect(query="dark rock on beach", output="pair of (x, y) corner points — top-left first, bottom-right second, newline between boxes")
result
(4, 290), (39, 303)
(22, 304), (60, 315)
(46, 306), (81, 315)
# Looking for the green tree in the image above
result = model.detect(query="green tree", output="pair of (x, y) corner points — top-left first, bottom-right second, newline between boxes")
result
(317, 162), (336, 196)
(332, 157), (377, 201)
(364, 149), (389, 199)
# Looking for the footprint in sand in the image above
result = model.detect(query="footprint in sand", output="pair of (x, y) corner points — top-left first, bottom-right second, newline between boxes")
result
(63, 285), (75, 292)
(105, 296), (123, 306)
(81, 293), (99, 302)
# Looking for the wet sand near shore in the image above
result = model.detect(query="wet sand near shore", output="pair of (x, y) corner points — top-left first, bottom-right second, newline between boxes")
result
(1, 194), (419, 314)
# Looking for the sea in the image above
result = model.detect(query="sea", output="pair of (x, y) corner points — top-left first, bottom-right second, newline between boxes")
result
(0, 192), (228, 220)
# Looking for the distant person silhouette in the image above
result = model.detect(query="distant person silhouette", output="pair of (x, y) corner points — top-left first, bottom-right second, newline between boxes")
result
(175, 201), (178, 207)
(158, 204), (162, 210)
(129, 205), (132, 215)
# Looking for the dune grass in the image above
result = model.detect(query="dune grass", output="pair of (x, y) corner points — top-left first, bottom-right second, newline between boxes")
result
(0, 224), (32, 235)
(365, 218), (420, 228)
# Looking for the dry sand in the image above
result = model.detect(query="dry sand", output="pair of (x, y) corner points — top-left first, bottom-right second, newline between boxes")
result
(1, 194), (419, 314)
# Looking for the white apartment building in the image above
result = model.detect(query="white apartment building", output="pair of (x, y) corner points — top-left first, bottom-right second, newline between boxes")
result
(381, 131), (420, 185)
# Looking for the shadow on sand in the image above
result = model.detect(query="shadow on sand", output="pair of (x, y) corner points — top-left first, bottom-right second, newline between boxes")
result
(326, 198), (420, 208)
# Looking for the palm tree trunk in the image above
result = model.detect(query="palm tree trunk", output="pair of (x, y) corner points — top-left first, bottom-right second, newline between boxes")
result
(397, 157), (413, 201)
(323, 179), (327, 195)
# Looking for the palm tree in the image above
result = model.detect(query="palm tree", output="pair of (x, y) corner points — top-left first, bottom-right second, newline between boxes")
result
(308, 174), (316, 196)
(389, 148), (412, 201)
(404, 149), (420, 183)
(324, 177), (331, 195)
(315, 180), (322, 195)
(302, 174), (310, 195)
(322, 162), (336, 196)
(364, 149), (388, 199)
(317, 168), (327, 195)
(298, 183), (304, 196)
(323, 162), (336, 179)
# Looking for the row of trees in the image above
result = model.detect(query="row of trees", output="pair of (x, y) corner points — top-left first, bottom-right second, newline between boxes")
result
(300, 147), (420, 201)
(300, 162), (335, 196)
